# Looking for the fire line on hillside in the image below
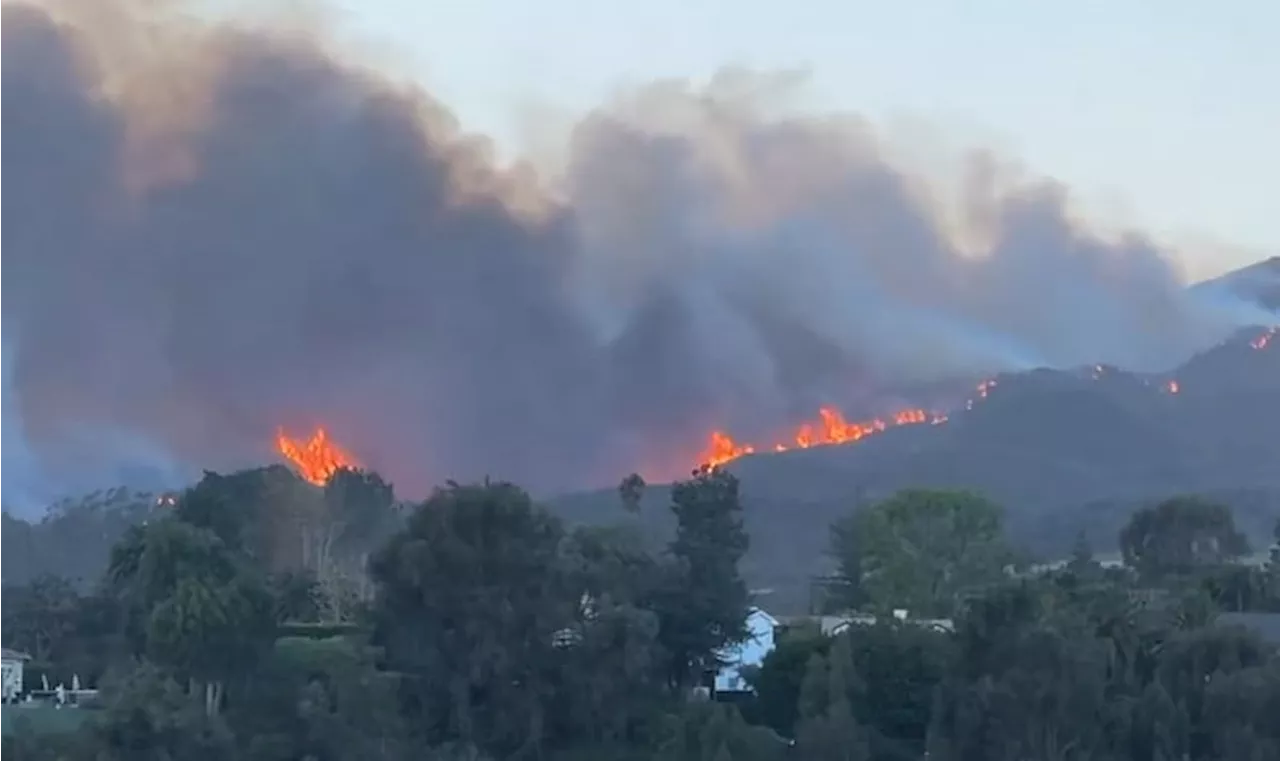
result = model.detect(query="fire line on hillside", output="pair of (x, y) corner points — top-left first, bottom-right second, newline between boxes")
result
(688, 325), (1275, 470)
(270, 326), (1276, 482)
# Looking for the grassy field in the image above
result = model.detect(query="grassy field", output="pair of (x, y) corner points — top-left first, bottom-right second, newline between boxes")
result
(1, 703), (94, 736)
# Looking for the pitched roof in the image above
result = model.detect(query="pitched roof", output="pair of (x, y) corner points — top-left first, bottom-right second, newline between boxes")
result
(1216, 612), (1280, 646)
(1, 648), (31, 661)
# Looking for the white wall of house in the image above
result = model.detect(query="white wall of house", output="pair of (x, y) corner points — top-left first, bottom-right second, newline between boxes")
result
(715, 608), (778, 693)
(1, 652), (27, 701)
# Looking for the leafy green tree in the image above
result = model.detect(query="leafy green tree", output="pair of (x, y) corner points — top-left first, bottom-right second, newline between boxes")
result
(552, 525), (668, 747)
(846, 622), (953, 758)
(107, 517), (275, 715)
(312, 468), (398, 619)
(831, 489), (1014, 617)
(1065, 530), (1101, 581)
(1119, 496), (1250, 580)
(229, 635), (411, 761)
(655, 702), (786, 761)
(748, 627), (831, 736)
(268, 569), (323, 623)
(369, 480), (578, 756)
(1, 574), (81, 662)
(1153, 624), (1274, 758)
(88, 660), (237, 761)
(618, 473), (646, 514)
(939, 575), (1138, 759)
(794, 635), (868, 761)
(651, 467), (751, 690)
(1199, 563), (1272, 612)
(322, 467), (396, 557)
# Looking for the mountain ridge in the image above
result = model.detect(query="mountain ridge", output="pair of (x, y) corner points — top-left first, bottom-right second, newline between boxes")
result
(546, 269), (1280, 614)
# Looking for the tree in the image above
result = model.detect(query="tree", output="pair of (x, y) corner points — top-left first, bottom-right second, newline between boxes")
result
(651, 467), (751, 690)
(1119, 496), (1250, 580)
(618, 473), (646, 514)
(229, 635), (412, 761)
(552, 525), (668, 747)
(749, 627), (832, 736)
(846, 621), (953, 757)
(314, 468), (397, 619)
(794, 635), (868, 761)
(107, 517), (276, 715)
(88, 660), (237, 761)
(656, 702), (786, 761)
(369, 480), (578, 756)
(1, 574), (81, 662)
(831, 489), (1013, 617)
(1066, 530), (1100, 580)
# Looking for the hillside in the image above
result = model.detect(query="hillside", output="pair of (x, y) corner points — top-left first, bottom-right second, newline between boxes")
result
(548, 323), (1280, 614)
(1193, 255), (1280, 310)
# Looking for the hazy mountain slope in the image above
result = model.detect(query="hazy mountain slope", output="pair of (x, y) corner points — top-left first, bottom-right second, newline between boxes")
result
(546, 325), (1280, 614)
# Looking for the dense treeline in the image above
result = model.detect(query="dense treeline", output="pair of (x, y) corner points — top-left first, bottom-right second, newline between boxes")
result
(3, 464), (1279, 760)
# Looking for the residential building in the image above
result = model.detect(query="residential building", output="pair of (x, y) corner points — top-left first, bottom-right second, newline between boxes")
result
(714, 607), (779, 694)
(778, 609), (955, 637)
(1, 649), (30, 702)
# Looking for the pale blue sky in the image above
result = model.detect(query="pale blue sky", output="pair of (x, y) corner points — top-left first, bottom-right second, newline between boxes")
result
(299, 0), (1275, 279)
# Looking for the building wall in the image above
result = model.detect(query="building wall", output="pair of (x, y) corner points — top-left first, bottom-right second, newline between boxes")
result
(1, 659), (24, 701)
(715, 608), (777, 693)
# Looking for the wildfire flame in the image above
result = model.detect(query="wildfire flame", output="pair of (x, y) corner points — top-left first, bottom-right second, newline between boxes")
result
(276, 426), (358, 486)
(1165, 380), (1179, 394)
(1252, 326), (1277, 350)
(696, 405), (948, 469)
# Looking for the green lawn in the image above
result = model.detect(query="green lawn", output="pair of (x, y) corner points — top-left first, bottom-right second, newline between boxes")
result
(1, 703), (95, 736)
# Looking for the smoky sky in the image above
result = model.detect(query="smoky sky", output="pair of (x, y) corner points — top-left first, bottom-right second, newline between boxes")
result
(1, 1), (1268, 508)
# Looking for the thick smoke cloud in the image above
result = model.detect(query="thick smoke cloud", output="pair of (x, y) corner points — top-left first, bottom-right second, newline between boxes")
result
(0, 1), (1260, 506)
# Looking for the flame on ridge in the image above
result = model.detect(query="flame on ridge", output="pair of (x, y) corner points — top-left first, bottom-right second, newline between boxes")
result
(272, 325), (1273, 480)
(276, 426), (358, 486)
(696, 405), (949, 469)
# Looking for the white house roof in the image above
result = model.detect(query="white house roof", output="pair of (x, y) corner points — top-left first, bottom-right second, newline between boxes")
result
(1, 648), (31, 661)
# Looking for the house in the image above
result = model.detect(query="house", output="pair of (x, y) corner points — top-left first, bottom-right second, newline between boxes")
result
(714, 607), (779, 694)
(2, 649), (31, 702)
(779, 609), (955, 637)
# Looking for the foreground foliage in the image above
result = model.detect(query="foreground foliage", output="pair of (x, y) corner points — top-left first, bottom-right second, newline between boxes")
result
(3, 469), (1279, 760)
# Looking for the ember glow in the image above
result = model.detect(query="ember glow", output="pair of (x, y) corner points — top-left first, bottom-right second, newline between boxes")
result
(1165, 380), (1180, 394)
(1252, 327), (1277, 350)
(275, 427), (358, 486)
(695, 405), (947, 469)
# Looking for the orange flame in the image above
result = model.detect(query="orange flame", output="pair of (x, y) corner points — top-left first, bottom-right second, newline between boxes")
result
(696, 405), (948, 469)
(696, 431), (756, 469)
(276, 426), (358, 486)
(1252, 327), (1276, 350)
(1165, 380), (1180, 394)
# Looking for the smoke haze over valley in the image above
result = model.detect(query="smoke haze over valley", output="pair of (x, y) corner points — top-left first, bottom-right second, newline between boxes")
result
(2, 0), (1276, 512)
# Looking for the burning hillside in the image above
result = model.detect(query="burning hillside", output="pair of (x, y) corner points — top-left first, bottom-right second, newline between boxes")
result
(260, 326), (1275, 482)
(686, 324), (1276, 470)
(695, 407), (948, 468)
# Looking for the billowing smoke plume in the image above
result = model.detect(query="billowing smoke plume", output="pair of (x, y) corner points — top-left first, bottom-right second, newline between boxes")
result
(1, 1), (1265, 506)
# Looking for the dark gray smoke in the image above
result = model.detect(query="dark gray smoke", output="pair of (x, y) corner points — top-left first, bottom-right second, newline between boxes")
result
(1, 1), (1266, 507)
